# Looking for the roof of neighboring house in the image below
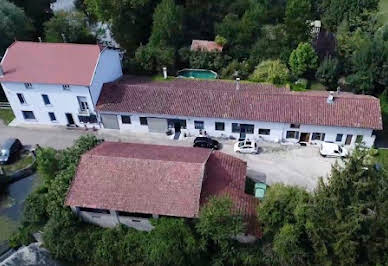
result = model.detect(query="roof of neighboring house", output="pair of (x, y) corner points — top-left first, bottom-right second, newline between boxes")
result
(191, 40), (223, 52)
(0, 41), (103, 86)
(201, 152), (260, 237)
(96, 76), (383, 130)
(65, 141), (212, 218)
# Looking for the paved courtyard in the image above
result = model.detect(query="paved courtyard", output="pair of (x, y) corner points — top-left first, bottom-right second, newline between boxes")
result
(0, 121), (337, 191)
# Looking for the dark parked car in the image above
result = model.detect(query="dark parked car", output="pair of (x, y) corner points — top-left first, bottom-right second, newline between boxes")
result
(0, 138), (23, 165)
(193, 137), (220, 150)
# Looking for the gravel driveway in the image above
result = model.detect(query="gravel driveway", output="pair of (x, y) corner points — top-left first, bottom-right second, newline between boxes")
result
(0, 121), (337, 191)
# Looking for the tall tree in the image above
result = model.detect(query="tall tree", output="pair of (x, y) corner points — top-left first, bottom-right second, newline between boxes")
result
(289, 42), (318, 78)
(44, 11), (96, 44)
(85, 0), (157, 54)
(284, 0), (312, 49)
(0, 0), (33, 55)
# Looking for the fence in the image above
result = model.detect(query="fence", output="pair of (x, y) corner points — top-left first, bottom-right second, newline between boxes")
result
(0, 102), (10, 109)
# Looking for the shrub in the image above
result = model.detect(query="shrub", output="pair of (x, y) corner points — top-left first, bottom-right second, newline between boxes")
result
(315, 56), (340, 90)
(289, 42), (318, 78)
(220, 60), (251, 79)
(215, 35), (227, 46)
(249, 59), (289, 85)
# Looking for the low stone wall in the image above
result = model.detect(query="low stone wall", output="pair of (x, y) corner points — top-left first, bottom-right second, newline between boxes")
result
(0, 155), (36, 185)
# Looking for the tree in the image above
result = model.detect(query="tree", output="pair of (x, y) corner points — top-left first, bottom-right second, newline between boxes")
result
(289, 42), (318, 78)
(44, 11), (96, 43)
(85, 0), (156, 54)
(36, 147), (60, 185)
(249, 59), (289, 85)
(284, 0), (312, 49)
(0, 0), (33, 54)
(315, 56), (340, 89)
(215, 35), (227, 46)
(306, 149), (388, 265)
(146, 218), (201, 265)
(135, 0), (183, 73)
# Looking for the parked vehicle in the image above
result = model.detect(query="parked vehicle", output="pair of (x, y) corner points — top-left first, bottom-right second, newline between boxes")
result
(0, 138), (23, 164)
(319, 142), (348, 158)
(234, 139), (258, 154)
(193, 137), (220, 149)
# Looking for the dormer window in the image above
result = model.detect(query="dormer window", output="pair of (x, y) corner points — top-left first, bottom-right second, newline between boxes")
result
(63, 84), (70, 90)
(24, 83), (32, 89)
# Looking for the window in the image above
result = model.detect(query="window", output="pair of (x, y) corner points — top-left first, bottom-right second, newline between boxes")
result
(17, 93), (26, 104)
(259, 128), (270, 135)
(140, 117), (148, 125)
(312, 132), (325, 141)
(232, 123), (240, 133)
(48, 112), (56, 121)
(241, 124), (254, 134)
(117, 211), (152, 219)
(42, 94), (51, 105)
(79, 207), (109, 214)
(290, 124), (300, 129)
(356, 135), (363, 144)
(24, 83), (32, 89)
(121, 115), (131, 124)
(336, 134), (343, 142)
(215, 122), (225, 131)
(194, 120), (204, 129)
(22, 111), (35, 120)
(77, 96), (89, 111)
(62, 84), (70, 90)
(286, 130), (299, 139)
(78, 115), (98, 124)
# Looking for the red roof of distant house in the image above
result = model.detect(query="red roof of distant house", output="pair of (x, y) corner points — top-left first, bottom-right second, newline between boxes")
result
(0, 41), (102, 86)
(201, 152), (260, 237)
(191, 40), (223, 52)
(66, 142), (212, 218)
(96, 76), (383, 130)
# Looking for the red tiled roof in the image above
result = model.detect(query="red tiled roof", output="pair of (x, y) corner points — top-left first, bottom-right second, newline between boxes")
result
(65, 142), (212, 217)
(191, 40), (223, 52)
(0, 41), (101, 86)
(96, 76), (383, 130)
(201, 152), (260, 237)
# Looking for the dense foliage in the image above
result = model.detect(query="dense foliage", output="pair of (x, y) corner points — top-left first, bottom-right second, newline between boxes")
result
(289, 42), (319, 79)
(249, 60), (289, 85)
(0, 0), (33, 54)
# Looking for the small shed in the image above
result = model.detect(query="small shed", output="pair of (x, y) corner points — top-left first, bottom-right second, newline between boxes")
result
(191, 40), (223, 52)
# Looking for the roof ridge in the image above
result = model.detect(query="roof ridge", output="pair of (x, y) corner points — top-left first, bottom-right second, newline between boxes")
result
(87, 153), (209, 164)
(14, 40), (100, 48)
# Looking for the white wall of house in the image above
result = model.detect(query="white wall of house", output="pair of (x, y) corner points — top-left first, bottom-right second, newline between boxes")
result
(89, 48), (123, 105)
(1, 82), (95, 126)
(100, 111), (376, 147)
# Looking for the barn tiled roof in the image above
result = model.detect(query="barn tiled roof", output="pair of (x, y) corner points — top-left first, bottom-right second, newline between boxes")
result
(65, 142), (212, 218)
(0, 41), (102, 86)
(96, 76), (383, 130)
(201, 152), (260, 237)
(191, 40), (223, 52)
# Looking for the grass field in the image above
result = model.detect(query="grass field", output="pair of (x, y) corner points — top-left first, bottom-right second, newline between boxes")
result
(0, 216), (17, 242)
(379, 0), (388, 24)
(0, 108), (15, 125)
(377, 149), (388, 169)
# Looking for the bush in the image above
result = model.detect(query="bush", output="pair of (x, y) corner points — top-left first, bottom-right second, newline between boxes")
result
(215, 35), (227, 46)
(289, 42), (318, 78)
(220, 60), (251, 79)
(291, 78), (308, 91)
(315, 56), (340, 90)
(249, 59), (289, 85)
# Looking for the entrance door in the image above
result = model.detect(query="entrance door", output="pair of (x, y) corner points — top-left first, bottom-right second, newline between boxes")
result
(65, 113), (75, 125)
(174, 122), (181, 133)
(101, 114), (120, 129)
(299, 133), (310, 142)
(239, 128), (246, 140)
(345, 134), (353, 145)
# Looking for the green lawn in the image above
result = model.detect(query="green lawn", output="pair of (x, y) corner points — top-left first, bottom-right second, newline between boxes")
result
(310, 81), (328, 91)
(378, 0), (388, 24)
(0, 216), (17, 242)
(377, 149), (388, 169)
(0, 108), (15, 125)
(2, 154), (35, 174)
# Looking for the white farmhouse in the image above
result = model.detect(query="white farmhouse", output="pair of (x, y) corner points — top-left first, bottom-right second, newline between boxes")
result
(96, 77), (383, 148)
(0, 41), (122, 127)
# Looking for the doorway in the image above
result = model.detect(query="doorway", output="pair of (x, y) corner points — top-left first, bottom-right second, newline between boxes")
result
(299, 133), (310, 142)
(345, 134), (353, 145)
(65, 113), (75, 125)
(174, 122), (181, 133)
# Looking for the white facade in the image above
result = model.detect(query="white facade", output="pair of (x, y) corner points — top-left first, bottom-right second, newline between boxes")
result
(100, 111), (376, 147)
(1, 48), (122, 127)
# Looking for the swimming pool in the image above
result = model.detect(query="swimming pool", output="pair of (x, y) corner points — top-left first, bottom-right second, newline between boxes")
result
(177, 69), (218, 79)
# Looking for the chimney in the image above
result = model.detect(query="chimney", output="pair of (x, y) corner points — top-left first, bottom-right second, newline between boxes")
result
(327, 91), (334, 104)
(162, 67), (167, 79)
(38, 37), (42, 42)
(336, 86), (341, 94)
(61, 33), (67, 43)
(236, 77), (240, 90)
(0, 64), (4, 77)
